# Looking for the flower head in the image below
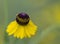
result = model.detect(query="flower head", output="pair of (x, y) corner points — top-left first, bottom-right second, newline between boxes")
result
(6, 12), (37, 39)
(16, 12), (30, 25)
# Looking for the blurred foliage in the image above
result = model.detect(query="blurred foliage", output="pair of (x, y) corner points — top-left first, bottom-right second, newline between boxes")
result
(0, 0), (60, 44)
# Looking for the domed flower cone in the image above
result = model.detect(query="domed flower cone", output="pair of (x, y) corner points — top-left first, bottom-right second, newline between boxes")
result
(6, 12), (37, 39)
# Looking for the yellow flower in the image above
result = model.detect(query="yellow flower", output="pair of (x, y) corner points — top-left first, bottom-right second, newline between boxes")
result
(6, 12), (37, 39)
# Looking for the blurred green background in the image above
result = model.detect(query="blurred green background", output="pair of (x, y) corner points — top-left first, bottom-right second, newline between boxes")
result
(0, 0), (60, 44)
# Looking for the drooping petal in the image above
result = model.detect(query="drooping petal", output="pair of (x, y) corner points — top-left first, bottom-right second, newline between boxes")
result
(8, 27), (17, 35)
(6, 21), (18, 35)
(13, 26), (20, 38)
(24, 26), (31, 38)
(23, 20), (37, 38)
(27, 25), (35, 35)
(26, 21), (37, 36)
(28, 20), (37, 31)
(18, 26), (25, 39)
(13, 25), (25, 39)
(6, 21), (17, 33)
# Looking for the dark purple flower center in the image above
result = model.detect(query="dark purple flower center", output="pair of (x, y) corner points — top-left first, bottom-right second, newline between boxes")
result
(18, 13), (29, 19)
(16, 12), (30, 25)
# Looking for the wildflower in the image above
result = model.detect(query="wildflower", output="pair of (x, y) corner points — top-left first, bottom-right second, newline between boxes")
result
(6, 12), (37, 39)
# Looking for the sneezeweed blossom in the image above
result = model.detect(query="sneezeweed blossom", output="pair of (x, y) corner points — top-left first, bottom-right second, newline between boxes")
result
(6, 12), (37, 39)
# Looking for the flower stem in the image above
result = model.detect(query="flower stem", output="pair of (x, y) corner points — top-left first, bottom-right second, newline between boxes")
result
(3, 0), (9, 44)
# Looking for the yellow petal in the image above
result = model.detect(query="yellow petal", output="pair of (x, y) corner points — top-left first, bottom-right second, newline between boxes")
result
(6, 21), (17, 33)
(14, 25), (25, 39)
(14, 31), (18, 38)
(24, 26), (31, 38)
(27, 24), (36, 35)
(15, 26), (27, 38)
(19, 26), (24, 39)
(13, 26), (20, 38)
(8, 27), (17, 35)
(28, 20), (37, 31)
(28, 26), (35, 35)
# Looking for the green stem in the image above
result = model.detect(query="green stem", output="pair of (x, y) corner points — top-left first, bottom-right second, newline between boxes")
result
(3, 0), (9, 44)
